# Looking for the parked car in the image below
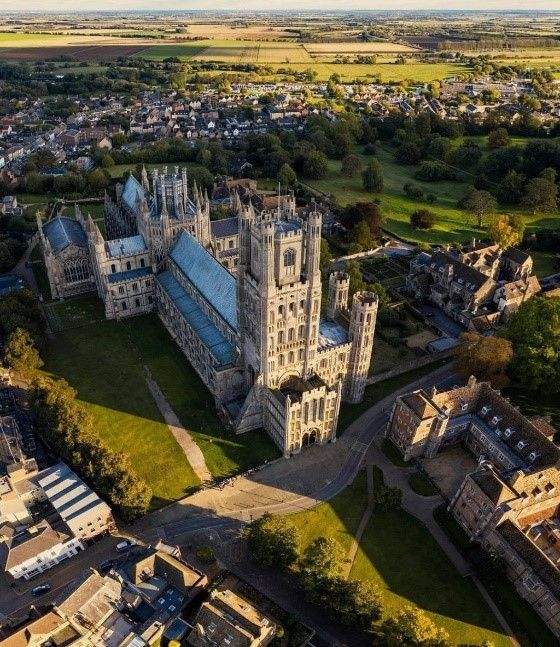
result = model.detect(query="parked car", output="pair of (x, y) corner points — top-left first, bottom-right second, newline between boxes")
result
(31, 583), (51, 597)
(98, 558), (118, 573)
(116, 539), (137, 553)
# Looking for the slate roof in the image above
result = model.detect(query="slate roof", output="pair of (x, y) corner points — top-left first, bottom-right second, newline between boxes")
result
(169, 231), (237, 331)
(401, 391), (440, 420)
(498, 520), (560, 599)
(0, 521), (64, 571)
(318, 319), (349, 350)
(43, 217), (87, 254)
(106, 234), (147, 258)
(157, 271), (236, 369)
(121, 175), (150, 214)
(211, 216), (239, 238)
(470, 468), (516, 505)
(107, 267), (152, 284)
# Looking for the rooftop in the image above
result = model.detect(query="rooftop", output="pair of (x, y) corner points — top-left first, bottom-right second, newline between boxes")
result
(107, 266), (153, 284)
(211, 216), (239, 238)
(43, 217), (87, 254)
(106, 234), (147, 258)
(317, 319), (349, 351)
(157, 271), (236, 369)
(169, 231), (237, 331)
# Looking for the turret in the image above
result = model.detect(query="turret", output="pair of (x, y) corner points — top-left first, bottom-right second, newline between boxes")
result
(327, 271), (349, 321)
(305, 209), (322, 286)
(141, 165), (149, 192)
(345, 291), (378, 404)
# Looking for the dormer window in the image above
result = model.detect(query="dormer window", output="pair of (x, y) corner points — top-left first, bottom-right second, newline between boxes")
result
(516, 440), (527, 450)
(461, 402), (468, 412)
(504, 428), (513, 438)
(490, 415), (501, 426)
(481, 406), (490, 415)
(528, 452), (539, 463)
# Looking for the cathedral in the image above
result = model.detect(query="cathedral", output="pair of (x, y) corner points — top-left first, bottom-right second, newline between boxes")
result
(37, 169), (378, 455)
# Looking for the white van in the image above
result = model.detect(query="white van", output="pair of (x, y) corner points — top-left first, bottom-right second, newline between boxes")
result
(116, 539), (137, 553)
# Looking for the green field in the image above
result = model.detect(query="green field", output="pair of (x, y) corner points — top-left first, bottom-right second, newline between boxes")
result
(105, 161), (205, 180)
(42, 297), (279, 508)
(306, 143), (560, 245)
(289, 472), (510, 646)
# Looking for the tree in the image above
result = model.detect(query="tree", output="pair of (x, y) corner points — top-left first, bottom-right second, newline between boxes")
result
(379, 606), (449, 646)
(299, 536), (345, 592)
(410, 209), (435, 230)
(395, 142), (422, 165)
(487, 214), (525, 249)
(403, 183), (424, 200)
(320, 238), (333, 272)
(454, 332), (513, 389)
(245, 513), (299, 569)
(303, 151), (329, 180)
(464, 189), (498, 227)
(329, 577), (382, 629)
(352, 220), (376, 251)
(277, 163), (297, 188)
(3, 328), (43, 377)
(342, 202), (384, 237)
(522, 176), (558, 213)
(488, 128), (510, 149)
(340, 153), (363, 177)
(101, 154), (115, 168)
(362, 159), (383, 192)
(346, 260), (366, 297)
(504, 297), (560, 393)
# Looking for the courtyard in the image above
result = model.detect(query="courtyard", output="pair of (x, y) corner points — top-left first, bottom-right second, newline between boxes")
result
(42, 295), (280, 509)
(420, 445), (480, 500)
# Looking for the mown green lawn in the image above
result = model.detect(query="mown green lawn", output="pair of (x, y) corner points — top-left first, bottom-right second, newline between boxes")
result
(42, 297), (278, 508)
(105, 161), (206, 180)
(289, 472), (510, 646)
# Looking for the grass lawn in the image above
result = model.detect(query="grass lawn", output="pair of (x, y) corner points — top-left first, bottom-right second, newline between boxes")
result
(528, 250), (559, 278)
(504, 386), (560, 429)
(337, 358), (450, 432)
(305, 143), (560, 246)
(105, 161), (206, 180)
(408, 470), (439, 496)
(289, 472), (510, 646)
(42, 297), (279, 508)
(31, 261), (52, 302)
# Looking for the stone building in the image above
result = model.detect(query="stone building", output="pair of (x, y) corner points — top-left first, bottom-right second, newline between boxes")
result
(406, 242), (541, 329)
(38, 172), (377, 456)
(386, 377), (560, 637)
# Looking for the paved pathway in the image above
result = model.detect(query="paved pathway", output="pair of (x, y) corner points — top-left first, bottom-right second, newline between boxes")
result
(342, 463), (374, 580)
(144, 366), (212, 484)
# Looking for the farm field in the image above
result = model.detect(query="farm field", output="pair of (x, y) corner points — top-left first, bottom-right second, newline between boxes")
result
(288, 471), (510, 646)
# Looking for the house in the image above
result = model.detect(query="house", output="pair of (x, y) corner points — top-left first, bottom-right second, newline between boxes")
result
(187, 589), (277, 647)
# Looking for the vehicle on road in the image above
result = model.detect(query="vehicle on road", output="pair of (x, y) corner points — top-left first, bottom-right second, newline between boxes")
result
(31, 583), (51, 596)
(116, 539), (137, 553)
(98, 558), (118, 573)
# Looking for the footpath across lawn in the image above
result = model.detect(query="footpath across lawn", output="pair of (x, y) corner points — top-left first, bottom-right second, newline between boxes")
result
(289, 472), (511, 646)
(42, 298), (279, 509)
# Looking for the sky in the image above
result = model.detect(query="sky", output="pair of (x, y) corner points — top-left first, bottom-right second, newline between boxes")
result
(2, 1), (560, 11)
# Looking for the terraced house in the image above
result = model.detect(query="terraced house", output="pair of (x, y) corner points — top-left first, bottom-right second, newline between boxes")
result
(37, 171), (377, 455)
(387, 377), (560, 637)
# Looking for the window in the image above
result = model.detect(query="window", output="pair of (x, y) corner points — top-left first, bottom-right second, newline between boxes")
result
(121, 302), (127, 311)
(278, 331), (284, 344)
(63, 257), (89, 284)
(148, 296), (153, 304)
(283, 248), (296, 267)
(111, 264), (116, 273)
(140, 258), (145, 268)
(132, 282), (138, 292)
(118, 286), (125, 295)
(126, 261), (131, 270)
(288, 328), (295, 342)
(229, 240), (234, 249)
(135, 298), (141, 308)
(278, 305), (284, 316)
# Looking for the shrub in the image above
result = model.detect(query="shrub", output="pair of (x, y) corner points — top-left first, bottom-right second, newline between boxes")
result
(195, 544), (216, 563)
(403, 182), (424, 200)
(410, 209), (436, 229)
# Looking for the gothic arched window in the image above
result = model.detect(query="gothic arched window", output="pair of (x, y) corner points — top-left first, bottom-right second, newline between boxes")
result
(283, 248), (296, 272)
(63, 257), (89, 284)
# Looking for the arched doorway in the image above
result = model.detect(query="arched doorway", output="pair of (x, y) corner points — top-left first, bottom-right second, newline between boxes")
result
(302, 429), (318, 447)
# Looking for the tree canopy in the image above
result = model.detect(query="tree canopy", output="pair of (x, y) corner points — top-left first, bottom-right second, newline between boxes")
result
(245, 513), (299, 569)
(454, 332), (513, 389)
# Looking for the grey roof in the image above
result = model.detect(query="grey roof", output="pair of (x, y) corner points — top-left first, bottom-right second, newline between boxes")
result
(274, 219), (301, 234)
(318, 319), (349, 351)
(121, 175), (150, 214)
(43, 217), (87, 254)
(107, 267), (152, 284)
(37, 462), (111, 531)
(106, 234), (147, 258)
(211, 216), (239, 239)
(157, 271), (236, 368)
(169, 231), (237, 331)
